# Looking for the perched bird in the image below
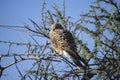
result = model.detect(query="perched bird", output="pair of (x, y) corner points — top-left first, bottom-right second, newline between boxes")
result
(49, 23), (87, 69)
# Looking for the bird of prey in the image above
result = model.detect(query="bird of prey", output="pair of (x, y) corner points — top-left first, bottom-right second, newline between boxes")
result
(49, 23), (87, 69)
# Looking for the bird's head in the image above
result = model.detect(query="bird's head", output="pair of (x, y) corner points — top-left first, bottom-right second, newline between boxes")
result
(50, 23), (64, 30)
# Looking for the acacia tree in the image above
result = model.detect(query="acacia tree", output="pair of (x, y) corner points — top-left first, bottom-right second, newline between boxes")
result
(0, 0), (120, 80)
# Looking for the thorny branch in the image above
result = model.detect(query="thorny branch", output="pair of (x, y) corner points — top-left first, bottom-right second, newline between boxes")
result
(0, 0), (120, 80)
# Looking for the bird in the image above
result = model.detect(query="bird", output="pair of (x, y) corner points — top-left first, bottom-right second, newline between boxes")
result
(49, 23), (87, 69)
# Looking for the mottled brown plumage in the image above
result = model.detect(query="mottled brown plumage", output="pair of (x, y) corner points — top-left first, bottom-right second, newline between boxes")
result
(49, 23), (87, 69)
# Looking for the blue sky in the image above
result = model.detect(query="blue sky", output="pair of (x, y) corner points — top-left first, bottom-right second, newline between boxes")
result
(0, 0), (92, 42)
(0, 0), (94, 80)
(0, 0), (92, 25)
(0, 0), (93, 54)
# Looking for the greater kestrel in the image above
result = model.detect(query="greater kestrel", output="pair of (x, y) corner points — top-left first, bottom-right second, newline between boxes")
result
(49, 23), (87, 69)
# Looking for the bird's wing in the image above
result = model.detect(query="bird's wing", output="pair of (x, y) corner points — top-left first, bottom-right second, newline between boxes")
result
(50, 29), (77, 53)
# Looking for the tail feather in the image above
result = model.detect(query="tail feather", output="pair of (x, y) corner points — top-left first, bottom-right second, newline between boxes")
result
(76, 53), (88, 66)
(64, 50), (88, 69)
(72, 58), (86, 69)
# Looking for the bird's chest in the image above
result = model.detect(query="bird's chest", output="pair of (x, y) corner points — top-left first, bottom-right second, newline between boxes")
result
(50, 33), (65, 51)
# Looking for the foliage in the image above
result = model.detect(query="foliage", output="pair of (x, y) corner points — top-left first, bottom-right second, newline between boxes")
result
(0, 0), (120, 80)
